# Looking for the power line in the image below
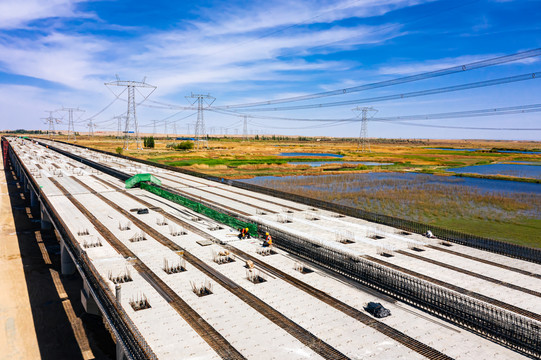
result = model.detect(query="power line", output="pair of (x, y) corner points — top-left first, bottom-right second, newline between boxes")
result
(216, 48), (541, 109)
(238, 72), (541, 111)
(211, 102), (541, 123)
(375, 120), (541, 131)
(214, 103), (541, 130)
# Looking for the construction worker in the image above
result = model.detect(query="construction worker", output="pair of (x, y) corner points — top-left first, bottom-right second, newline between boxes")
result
(238, 227), (246, 239)
(263, 232), (272, 247)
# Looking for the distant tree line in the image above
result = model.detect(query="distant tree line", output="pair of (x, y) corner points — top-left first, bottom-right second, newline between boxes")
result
(2, 129), (44, 134)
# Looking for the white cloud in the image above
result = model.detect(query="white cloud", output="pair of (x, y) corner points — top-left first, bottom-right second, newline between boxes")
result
(0, 0), (93, 29)
(192, 0), (430, 36)
(0, 32), (111, 90)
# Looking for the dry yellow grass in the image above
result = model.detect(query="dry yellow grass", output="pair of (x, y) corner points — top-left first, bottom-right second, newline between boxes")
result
(20, 134), (541, 179)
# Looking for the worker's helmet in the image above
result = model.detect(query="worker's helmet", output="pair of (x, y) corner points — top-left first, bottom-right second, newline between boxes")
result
(265, 232), (269, 236)
(245, 227), (249, 231)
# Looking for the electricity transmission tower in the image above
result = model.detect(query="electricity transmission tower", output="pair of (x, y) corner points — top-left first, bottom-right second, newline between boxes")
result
(243, 115), (248, 141)
(105, 76), (156, 150)
(113, 115), (124, 138)
(42, 111), (61, 138)
(185, 93), (215, 149)
(87, 119), (95, 137)
(352, 106), (377, 152)
(59, 107), (84, 141)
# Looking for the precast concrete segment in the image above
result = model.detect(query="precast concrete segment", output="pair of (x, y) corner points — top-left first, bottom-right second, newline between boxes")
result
(157, 172), (302, 213)
(160, 172), (304, 211)
(47, 177), (247, 360)
(159, 176), (278, 215)
(426, 245), (541, 279)
(396, 250), (541, 298)
(364, 255), (541, 322)
(158, 183), (253, 217)
(70, 177), (350, 360)
(101, 178), (454, 360)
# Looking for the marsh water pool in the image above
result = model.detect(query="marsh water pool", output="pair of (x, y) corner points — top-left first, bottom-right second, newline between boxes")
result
(279, 152), (344, 157)
(447, 164), (541, 179)
(287, 161), (394, 167)
(427, 147), (541, 155)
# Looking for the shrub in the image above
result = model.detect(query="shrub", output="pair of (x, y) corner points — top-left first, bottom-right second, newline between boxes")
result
(165, 141), (194, 150)
(115, 147), (123, 155)
(143, 136), (155, 148)
(175, 141), (194, 150)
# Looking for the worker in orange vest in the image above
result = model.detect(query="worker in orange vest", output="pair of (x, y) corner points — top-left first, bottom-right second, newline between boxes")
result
(238, 227), (246, 239)
(263, 232), (272, 247)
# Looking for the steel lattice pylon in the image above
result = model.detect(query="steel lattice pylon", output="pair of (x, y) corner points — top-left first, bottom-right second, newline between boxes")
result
(87, 119), (95, 137)
(242, 115), (248, 141)
(352, 106), (377, 152)
(59, 107), (84, 142)
(105, 77), (156, 150)
(185, 93), (215, 149)
(42, 111), (61, 139)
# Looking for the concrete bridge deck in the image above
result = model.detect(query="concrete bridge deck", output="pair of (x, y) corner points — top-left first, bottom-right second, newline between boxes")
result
(3, 137), (538, 359)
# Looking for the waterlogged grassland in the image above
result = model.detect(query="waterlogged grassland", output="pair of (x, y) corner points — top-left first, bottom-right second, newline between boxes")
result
(246, 173), (541, 247)
(44, 135), (541, 180)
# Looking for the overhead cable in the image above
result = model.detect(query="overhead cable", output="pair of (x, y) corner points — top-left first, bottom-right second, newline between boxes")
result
(215, 48), (541, 109)
(377, 120), (541, 131)
(238, 72), (541, 111)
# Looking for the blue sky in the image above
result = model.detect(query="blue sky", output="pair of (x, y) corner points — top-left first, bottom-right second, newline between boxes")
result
(0, 0), (540, 139)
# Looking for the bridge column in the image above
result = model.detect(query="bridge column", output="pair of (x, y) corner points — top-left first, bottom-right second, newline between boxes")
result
(30, 189), (38, 208)
(116, 342), (127, 360)
(60, 239), (76, 275)
(40, 202), (52, 230)
(80, 280), (100, 315)
(23, 175), (30, 195)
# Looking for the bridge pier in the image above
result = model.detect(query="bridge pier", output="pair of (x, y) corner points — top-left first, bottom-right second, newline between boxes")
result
(21, 173), (26, 192)
(40, 202), (52, 230)
(116, 342), (127, 360)
(30, 189), (38, 208)
(81, 280), (100, 316)
(60, 239), (76, 275)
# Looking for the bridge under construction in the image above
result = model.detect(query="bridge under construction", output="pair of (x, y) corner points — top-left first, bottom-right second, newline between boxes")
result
(2, 136), (540, 360)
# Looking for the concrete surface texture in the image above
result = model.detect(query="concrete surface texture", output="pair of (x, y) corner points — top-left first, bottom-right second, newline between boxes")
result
(5, 137), (539, 359)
